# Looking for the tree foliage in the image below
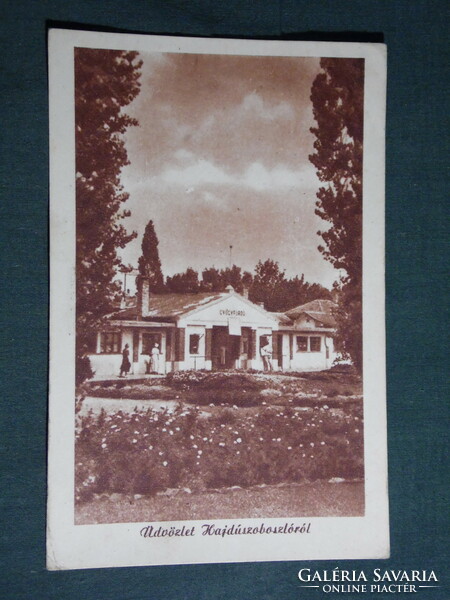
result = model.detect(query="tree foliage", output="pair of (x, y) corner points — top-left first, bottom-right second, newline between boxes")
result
(309, 58), (364, 371)
(75, 48), (142, 352)
(200, 266), (224, 291)
(251, 259), (286, 311)
(138, 220), (165, 292)
(164, 258), (330, 312)
(166, 267), (200, 293)
(200, 265), (254, 294)
(250, 260), (330, 312)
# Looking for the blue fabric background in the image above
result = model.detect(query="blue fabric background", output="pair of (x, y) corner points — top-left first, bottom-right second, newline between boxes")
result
(1, 1), (448, 598)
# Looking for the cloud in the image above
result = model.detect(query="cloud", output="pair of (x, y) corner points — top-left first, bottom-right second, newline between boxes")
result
(201, 190), (221, 204)
(241, 162), (318, 191)
(173, 148), (196, 163)
(160, 159), (232, 187)
(239, 92), (295, 121)
(124, 53), (321, 175)
(130, 157), (317, 190)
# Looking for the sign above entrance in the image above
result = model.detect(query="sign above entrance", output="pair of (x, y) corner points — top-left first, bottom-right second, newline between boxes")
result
(220, 308), (245, 317)
(228, 317), (242, 336)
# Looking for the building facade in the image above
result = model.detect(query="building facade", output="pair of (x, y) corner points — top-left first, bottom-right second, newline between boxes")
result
(272, 299), (337, 372)
(89, 281), (337, 378)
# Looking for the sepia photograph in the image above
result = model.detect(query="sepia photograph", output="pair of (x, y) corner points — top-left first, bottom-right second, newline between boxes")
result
(2, 0), (448, 595)
(48, 31), (388, 569)
(74, 47), (365, 525)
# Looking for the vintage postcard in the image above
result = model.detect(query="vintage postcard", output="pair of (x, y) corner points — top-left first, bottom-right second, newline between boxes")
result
(47, 29), (388, 570)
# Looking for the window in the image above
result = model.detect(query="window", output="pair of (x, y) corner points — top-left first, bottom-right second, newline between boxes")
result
(310, 336), (321, 352)
(189, 334), (200, 355)
(100, 331), (121, 354)
(296, 336), (308, 352)
(295, 336), (322, 353)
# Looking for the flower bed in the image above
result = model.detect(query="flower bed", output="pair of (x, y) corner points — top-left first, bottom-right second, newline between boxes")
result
(75, 401), (364, 503)
(81, 370), (362, 408)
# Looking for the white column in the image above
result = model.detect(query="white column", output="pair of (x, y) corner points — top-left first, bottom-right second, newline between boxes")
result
(96, 332), (102, 354)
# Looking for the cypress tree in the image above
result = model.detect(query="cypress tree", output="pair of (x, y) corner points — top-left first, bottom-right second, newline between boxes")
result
(138, 220), (165, 292)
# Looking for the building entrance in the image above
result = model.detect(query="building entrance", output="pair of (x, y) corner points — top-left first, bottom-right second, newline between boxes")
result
(211, 326), (241, 369)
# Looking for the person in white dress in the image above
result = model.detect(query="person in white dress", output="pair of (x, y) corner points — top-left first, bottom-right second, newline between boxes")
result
(151, 343), (160, 373)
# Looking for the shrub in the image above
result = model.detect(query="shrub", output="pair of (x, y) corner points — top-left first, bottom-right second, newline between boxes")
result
(75, 400), (364, 502)
(76, 354), (94, 385)
(164, 370), (265, 391)
(212, 407), (237, 426)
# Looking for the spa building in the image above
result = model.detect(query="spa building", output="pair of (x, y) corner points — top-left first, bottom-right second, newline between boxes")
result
(89, 279), (337, 378)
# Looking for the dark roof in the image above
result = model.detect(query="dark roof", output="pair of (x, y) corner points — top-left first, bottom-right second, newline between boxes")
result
(270, 312), (294, 326)
(109, 305), (140, 320)
(285, 299), (337, 327)
(110, 292), (224, 321)
(109, 293), (336, 328)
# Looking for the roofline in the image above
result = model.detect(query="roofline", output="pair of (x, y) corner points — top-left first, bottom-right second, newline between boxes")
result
(167, 292), (225, 321)
(278, 326), (335, 333)
(176, 291), (279, 324)
(286, 300), (337, 315)
(109, 320), (176, 328)
(286, 309), (335, 326)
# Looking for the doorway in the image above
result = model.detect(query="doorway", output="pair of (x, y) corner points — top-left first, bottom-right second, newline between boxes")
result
(211, 326), (241, 369)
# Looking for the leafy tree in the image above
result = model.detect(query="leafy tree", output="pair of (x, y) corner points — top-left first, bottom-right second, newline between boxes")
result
(309, 58), (364, 372)
(201, 266), (224, 291)
(166, 267), (200, 293)
(75, 48), (142, 361)
(304, 281), (332, 303)
(241, 270), (254, 290)
(250, 259), (286, 311)
(220, 265), (245, 292)
(254, 259), (286, 288)
(137, 220), (165, 291)
(200, 265), (254, 293)
(280, 276), (331, 312)
(249, 265), (331, 313)
(164, 257), (330, 315)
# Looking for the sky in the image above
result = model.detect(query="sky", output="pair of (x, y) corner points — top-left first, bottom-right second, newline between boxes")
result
(119, 52), (338, 289)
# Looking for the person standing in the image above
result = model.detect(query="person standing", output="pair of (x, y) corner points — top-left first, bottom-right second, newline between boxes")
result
(260, 340), (273, 372)
(151, 342), (160, 374)
(119, 343), (131, 377)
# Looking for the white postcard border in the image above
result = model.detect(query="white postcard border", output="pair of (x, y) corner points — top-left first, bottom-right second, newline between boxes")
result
(47, 30), (388, 570)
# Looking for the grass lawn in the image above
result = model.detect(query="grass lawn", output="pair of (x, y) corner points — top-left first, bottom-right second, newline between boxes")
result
(75, 480), (364, 525)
